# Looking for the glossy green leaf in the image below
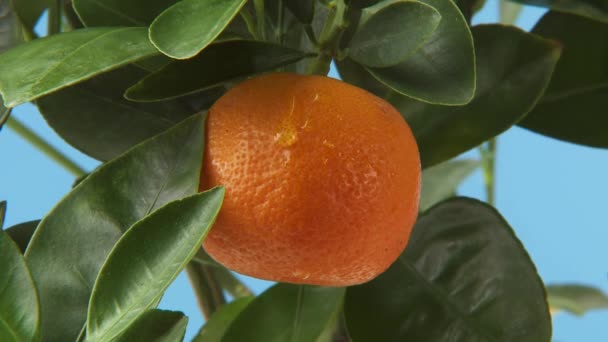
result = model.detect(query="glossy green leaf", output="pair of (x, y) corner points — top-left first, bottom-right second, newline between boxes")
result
(10, 0), (46, 33)
(149, 0), (247, 59)
(0, 27), (158, 107)
(420, 159), (479, 211)
(126, 40), (313, 102)
(114, 310), (187, 342)
(518, 11), (608, 147)
(284, 0), (315, 24)
(223, 284), (345, 342)
(509, 0), (608, 23)
(37, 66), (195, 161)
(0, 0), (23, 53)
(366, 0), (475, 105)
(388, 24), (561, 168)
(4, 220), (39, 254)
(24, 114), (206, 342)
(336, 57), (390, 97)
(193, 297), (254, 342)
(0, 230), (40, 342)
(73, 0), (178, 27)
(0, 200), (5, 228)
(349, 0), (441, 68)
(547, 284), (608, 316)
(86, 188), (224, 342)
(345, 198), (552, 342)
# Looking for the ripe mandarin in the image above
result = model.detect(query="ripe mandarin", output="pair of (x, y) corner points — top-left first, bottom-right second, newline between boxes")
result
(200, 72), (420, 286)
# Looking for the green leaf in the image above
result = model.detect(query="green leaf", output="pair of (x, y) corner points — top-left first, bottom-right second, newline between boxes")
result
(72, 0), (179, 27)
(0, 27), (158, 107)
(114, 310), (188, 342)
(0, 230), (40, 342)
(37, 65), (195, 161)
(223, 284), (345, 342)
(4, 220), (39, 254)
(193, 297), (254, 342)
(345, 198), (552, 342)
(86, 188), (224, 342)
(420, 159), (479, 212)
(149, 0), (247, 59)
(518, 11), (608, 147)
(0, 1), (23, 53)
(366, 0), (475, 105)
(0, 200), (5, 228)
(348, 0), (441, 68)
(547, 284), (608, 316)
(125, 40), (313, 102)
(24, 114), (206, 342)
(388, 24), (561, 168)
(10, 0), (47, 34)
(500, 1), (523, 24)
(509, 0), (608, 23)
(284, 0), (315, 24)
(335, 57), (388, 97)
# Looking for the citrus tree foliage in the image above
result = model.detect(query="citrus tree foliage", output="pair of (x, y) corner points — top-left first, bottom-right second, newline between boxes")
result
(1, 0), (607, 341)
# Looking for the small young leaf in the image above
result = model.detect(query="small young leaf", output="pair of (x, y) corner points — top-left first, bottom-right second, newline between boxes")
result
(345, 198), (552, 342)
(149, 0), (247, 59)
(518, 11), (608, 147)
(366, 0), (475, 105)
(510, 0), (608, 23)
(86, 188), (224, 342)
(4, 220), (40, 253)
(193, 297), (254, 342)
(73, 0), (179, 27)
(37, 65), (195, 161)
(0, 27), (158, 107)
(0, 200), (6, 228)
(547, 284), (608, 316)
(349, 0), (441, 68)
(389, 24), (561, 168)
(24, 114), (206, 342)
(223, 284), (345, 342)
(420, 159), (479, 212)
(0, 230), (40, 342)
(114, 309), (188, 342)
(126, 40), (313, 102)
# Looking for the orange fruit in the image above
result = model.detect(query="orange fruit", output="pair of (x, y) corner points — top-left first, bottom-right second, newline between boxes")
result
(200, 72), (420, 286)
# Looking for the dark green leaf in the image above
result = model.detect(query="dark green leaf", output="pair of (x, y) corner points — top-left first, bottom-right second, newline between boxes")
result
(509, 0), (608, 23)
(37, 65), (194, 161)
(10, 0), (46, 34)
(349, 0), (441, 68)
(193, 297), (254, 342)
(284, 0), (315, 24)
(388, 25), (561, 168)
(24, 114), (206, 342)
(87, 188), (224, 342)
(149, 0), (247, 59)
(0, 27), (158, 107)
(125, 40), (313, 102)
(0, 230), (40, 342)
(345, 198), (552, 342)
(4, 220), (39, 253)
(1, 0), (23, 53)
(223, 284), (345, 342)
(72, 0), (179, 27)
(420, 159), (479, 211)
(518, 11), (608, 147)
(114, 310), (187, 342)
(455, 0), (487, 22)
(547, 284), (608, 316)
(0, 200), (5, 228)
(366, 0), (475, 105)
(336, 57), (389, 97)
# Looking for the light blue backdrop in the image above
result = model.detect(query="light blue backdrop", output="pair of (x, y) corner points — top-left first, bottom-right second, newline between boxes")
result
(1, 1), (607, 340)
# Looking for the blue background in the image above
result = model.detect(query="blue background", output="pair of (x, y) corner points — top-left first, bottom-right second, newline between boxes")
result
(2, 1), (607, 340)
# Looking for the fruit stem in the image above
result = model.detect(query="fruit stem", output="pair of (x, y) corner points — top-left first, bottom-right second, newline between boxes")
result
(307, 0), (348, 75)
(254, 0), (266, 40)
(480, 138), (496, 206)
(48, 0), (62, 35)
(186, 250), (226, 318)
(5, 115), (88, 178)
